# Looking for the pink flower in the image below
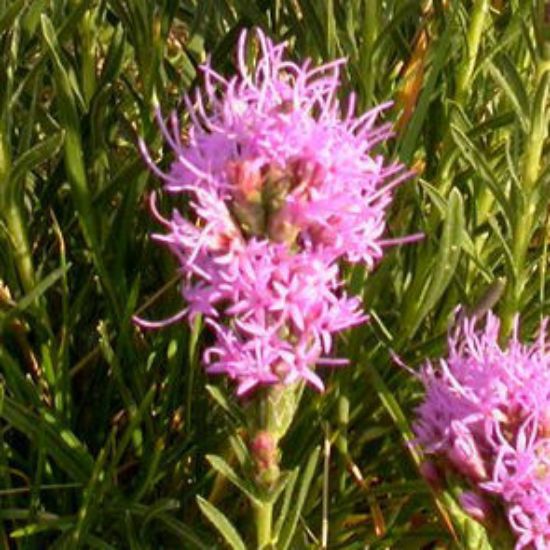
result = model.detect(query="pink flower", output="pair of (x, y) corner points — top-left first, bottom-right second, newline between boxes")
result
(199, 240), (365, 395)
(136, 28), (416, 395)
(414, 312), (550, 548)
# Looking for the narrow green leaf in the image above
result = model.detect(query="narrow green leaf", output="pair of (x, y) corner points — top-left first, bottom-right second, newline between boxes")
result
(82, 535), (118, 550)
(295, 0), (326, 55)
(488, 216), (516, 280)
(186, 314), (203, 427)
(278, 446), (320, 550)
(368, 360), (420, 465)
(398, 7), (456, 163)
(196, 496), (246, 550)
(0, 509), (59, 521)
(373, 1), (421, 59)
(97, 25), (126, 89)
(40, 15), (92, 241)
(5, 264), (71, 320)
(139, 499), (180, 537)
(416, 189), (465, 325)
(0, 349), (41, 406)
(97, 321), (135, 413)
(325, 0), (337, 58)
(439, 491), (496, 549)
(450, 125), (513, 221)
(124, 513), (144, 550)
(230, 0), (265, 22)
(206, 454), (261, 506)
(111, 384), (157, 468)
(41, 14), (120, 318)
(1, 396), (93, 482)
(155, 513), (211, 549)
(71, 435), (112, 546)
(10, 131), (64, 185)
(523, 71), (549, 190)
(11, 0), (94, 109)
(404, 189), (465, 336)
(205, 385), (233, 415)
(274, 467), (299, 537)
(10, 517), (72, 538)
(488, 54), (530, 131)
(419, 179), (447, 216)
(228, 433), (249, 468)
(0, 0), (27, 33)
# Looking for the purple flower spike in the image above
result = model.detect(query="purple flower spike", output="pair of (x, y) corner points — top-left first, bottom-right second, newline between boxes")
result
(137, 29), (414, 395)
(414, 312), (550, 549)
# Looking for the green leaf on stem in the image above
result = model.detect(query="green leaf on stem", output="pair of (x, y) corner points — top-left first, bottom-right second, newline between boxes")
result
(278, 446), (320, 550)
(206, 454), (262, 506)
(196, 496), (246, 550)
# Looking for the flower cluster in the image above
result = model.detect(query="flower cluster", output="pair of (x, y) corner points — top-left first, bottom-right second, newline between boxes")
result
(137, 29), (413, 395)
(414, 312), (550, 549)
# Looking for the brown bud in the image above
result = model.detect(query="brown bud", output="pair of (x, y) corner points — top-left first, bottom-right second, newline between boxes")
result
(226, 160), (262, 202)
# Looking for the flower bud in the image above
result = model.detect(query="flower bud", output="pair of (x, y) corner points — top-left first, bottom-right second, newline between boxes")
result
(250, 431), (280, 487)
(447, 428), (487, 482)
(419, 460), (442, 491)
(227, 161), (265, 236)
(539, 407), (550, 438)
(459, 490), (492, 525)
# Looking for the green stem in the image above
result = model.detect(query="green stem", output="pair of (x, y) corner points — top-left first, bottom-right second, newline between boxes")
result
(0, 128), (36, 294)
(4, 205), (36, 293)
(251, 390), (279, 549)
(360, 0), (378, 108)
(454, 0), (490, 105)
(438, 0), (490, 197)
(500, 65), (549, 335)
(251, 384), (301, 548)
(79, 9), (97, 105)
(255, 500), (273, 549)
(336, 394), (349, 493)
(500, 201), (532, 336)
(250, 384), (302, 546)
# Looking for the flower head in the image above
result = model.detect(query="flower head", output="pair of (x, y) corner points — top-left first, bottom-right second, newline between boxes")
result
(137, 29), (415, 395)
(414, 312), (550, 549)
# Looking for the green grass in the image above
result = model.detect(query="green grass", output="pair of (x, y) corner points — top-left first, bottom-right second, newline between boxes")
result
(0, 0), (548, 548)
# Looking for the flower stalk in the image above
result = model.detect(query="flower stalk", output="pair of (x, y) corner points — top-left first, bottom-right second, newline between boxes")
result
(250, 385), (299, 547)
(254, 500), (273, 548)
(136, 28), (416, 546)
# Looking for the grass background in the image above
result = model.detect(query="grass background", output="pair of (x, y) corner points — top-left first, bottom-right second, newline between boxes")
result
(0, 0), (548, 548)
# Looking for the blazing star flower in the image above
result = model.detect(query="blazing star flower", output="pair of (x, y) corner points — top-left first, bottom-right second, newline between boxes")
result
(414, 312), (550, 549)
(136, 28), (416, 395)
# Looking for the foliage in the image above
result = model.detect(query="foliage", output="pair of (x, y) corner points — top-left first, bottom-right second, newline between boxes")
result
(0, 0), (548, 547)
